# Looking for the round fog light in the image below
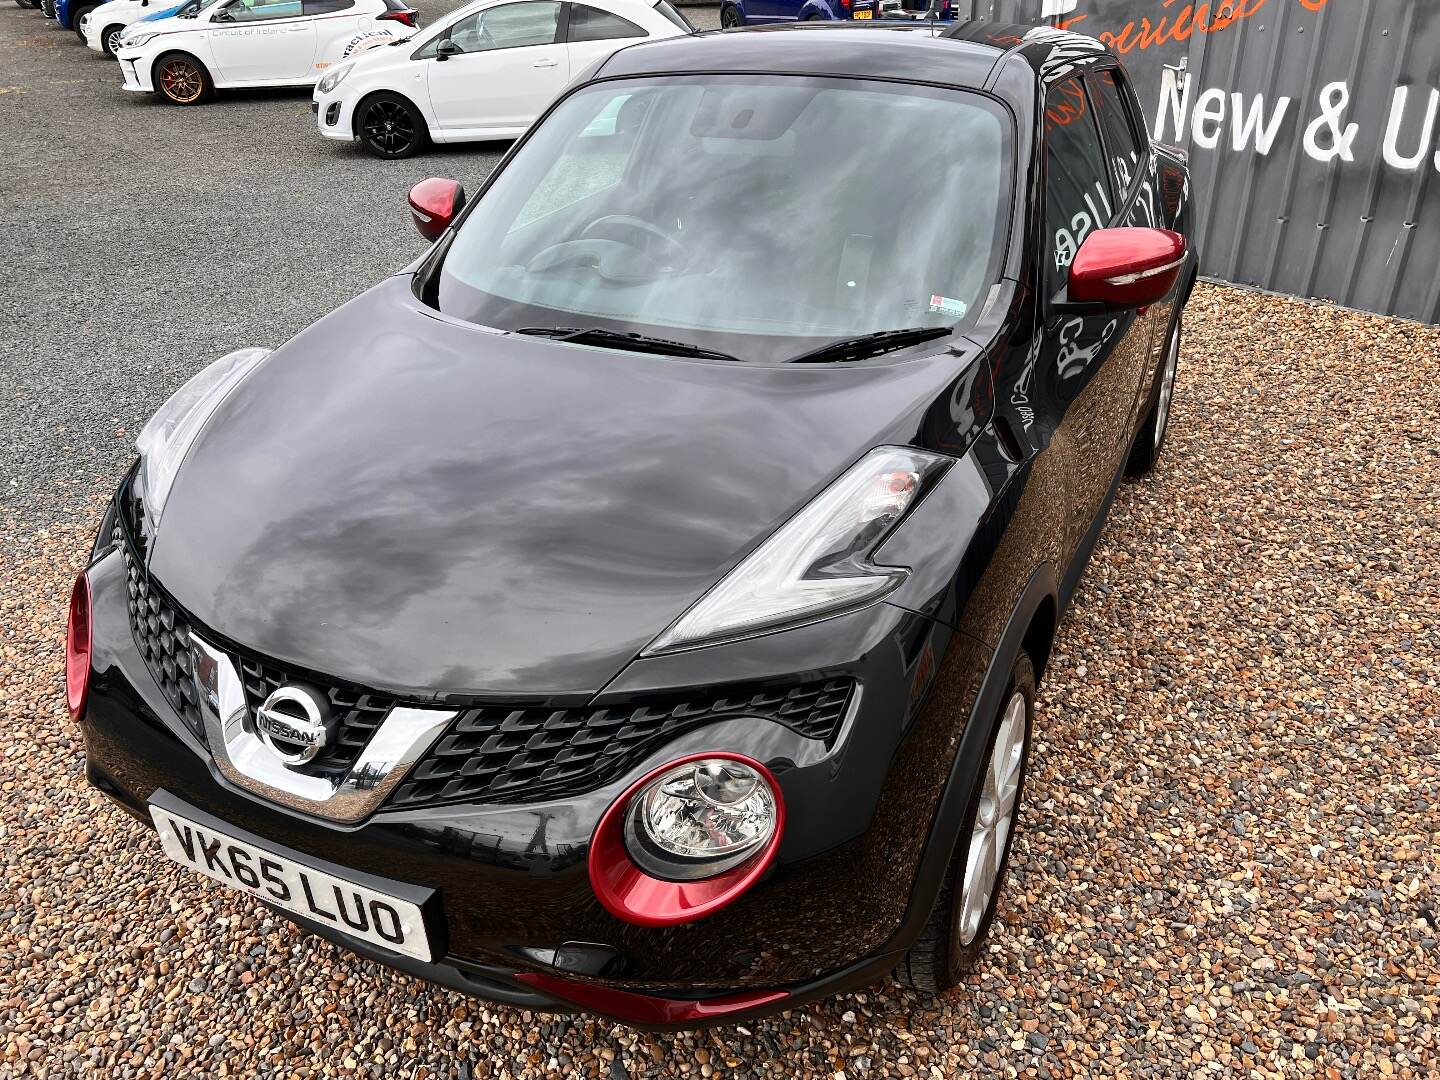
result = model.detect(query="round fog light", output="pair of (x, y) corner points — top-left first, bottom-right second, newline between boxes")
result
(589, 752), (785, 926)
(625, 758), (776, 880)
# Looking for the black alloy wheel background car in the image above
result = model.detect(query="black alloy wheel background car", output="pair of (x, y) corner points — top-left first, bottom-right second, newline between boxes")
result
(720, 4), (743, 27)
(358, 92), (427, 159)
(70, 24), (1197, 1029)
(155, 53), (212, 105)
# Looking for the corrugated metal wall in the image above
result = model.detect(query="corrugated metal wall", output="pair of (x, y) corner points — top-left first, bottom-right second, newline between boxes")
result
(957, 0), (1440, 324)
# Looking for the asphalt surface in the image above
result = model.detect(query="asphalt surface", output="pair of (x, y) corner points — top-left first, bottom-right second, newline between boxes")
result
(2, 6), (1438, 1079)
(0, 0), (718, 534)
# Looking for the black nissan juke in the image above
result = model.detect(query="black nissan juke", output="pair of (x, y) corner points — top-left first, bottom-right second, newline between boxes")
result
(68, 22), (1195, 1027)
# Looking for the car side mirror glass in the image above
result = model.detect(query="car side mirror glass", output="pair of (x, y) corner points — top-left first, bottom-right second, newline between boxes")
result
(1067, 227), (1186, 310)
(408, 177), (466, 242)
(435, 38), (461, 60)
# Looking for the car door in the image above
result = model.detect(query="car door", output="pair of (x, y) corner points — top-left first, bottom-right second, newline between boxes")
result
(422, 1), (565, 136)
(208, 0), (317, 82)
(562, 2), (649, 73)
(1089, 63), (1174, 433)
(746, 0), (802, 21)
(1035, 73), (1155, 565)
(303, 0), (372, 70)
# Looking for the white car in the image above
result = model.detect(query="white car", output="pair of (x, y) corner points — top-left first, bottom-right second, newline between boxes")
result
(312, 0), (692, 158)
(114, 0), (418, 105)
(85, 0), (203, 59)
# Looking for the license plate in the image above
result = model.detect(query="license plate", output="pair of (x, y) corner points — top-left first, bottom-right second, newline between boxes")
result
(150, 804), (433, 961)
(853, 7), (872, 16)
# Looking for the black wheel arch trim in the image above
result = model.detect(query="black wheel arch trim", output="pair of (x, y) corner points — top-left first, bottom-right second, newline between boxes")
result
(353, 89), (430, 143)
(882, 561), (1059, 956)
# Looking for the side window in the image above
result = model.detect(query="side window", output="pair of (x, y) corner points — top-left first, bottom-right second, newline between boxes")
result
(567, 4), (645, 42)
(302, 0), (354, 12)
(220, 0), (304, 20)
(1091, 68), (1146, 196)
(449, 1), (560, 52)
(1043, 76), (1113, 297)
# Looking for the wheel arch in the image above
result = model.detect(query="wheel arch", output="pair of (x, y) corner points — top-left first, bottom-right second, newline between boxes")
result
(884, 562), (1059, 953)
(152, 49), (214, 92)
(351, 87), (433, 141)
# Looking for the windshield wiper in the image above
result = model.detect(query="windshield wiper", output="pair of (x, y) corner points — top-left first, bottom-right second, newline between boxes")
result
(515, 327), (741, 362)
(787, 326), (953, 364)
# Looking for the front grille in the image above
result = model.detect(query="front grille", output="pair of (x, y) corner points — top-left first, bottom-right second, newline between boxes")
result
(236, 658), (397, 775)
(117, 522), (205, 740)
(390, 679), (855, 809)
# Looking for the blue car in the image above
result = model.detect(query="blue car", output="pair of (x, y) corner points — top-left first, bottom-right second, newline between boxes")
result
(54, 0), (109, 38)
(721, 0), (954, 28)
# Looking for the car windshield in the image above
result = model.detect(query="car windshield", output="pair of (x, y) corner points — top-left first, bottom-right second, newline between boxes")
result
(437, 74), (1011, 363)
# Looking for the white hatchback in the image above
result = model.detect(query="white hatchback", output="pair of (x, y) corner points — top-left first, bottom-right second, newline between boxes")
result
(114, 0), (418, 105)
(311, 0), (692, 158)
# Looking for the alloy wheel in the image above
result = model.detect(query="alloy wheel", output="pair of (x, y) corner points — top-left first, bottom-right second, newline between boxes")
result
(720, 5), (742, 27)
(957, 690), (1027, 945)
(105, 25), (124, 54)
(1154, 319), (1180, 452)
(362, 100), (416, 157)
(159, 59), (203, 104)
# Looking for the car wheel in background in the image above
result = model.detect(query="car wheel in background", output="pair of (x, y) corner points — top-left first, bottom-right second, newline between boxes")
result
(101, 22), (124, 56)
(71, 3), (97, 40)
(1126, 314), (1182, 477)
(719, 3), (742, 27)
(356, 92), (427, 160)
(15, 0), (42, 9)
(895, 653), (1035, 994)
(39, 0), (55, 18)
(154, 53), (212, 105)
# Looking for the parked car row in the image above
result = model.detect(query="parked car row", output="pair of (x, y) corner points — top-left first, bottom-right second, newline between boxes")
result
(18, 0), (695, 157)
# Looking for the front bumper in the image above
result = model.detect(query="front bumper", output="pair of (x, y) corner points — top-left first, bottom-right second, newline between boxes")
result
(79, 492), (994, 1025)
(116, 51), (153, 92)
(312, 87), (354, 141)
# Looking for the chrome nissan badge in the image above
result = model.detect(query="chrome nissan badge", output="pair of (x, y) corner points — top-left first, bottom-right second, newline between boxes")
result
(253, 685), (333, 765)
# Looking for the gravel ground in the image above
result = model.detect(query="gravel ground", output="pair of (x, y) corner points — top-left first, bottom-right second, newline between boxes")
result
(2, 8), (1439, 1079)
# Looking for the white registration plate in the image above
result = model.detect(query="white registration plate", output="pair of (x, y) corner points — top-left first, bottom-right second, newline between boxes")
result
(150, 804), (433, 961)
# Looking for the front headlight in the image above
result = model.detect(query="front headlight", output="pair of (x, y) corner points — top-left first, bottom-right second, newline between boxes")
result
(624, 758), (777, 880)
(121, 30), (160, 47)
(133, 348), (269, 536)
(646, 445), (952, 652)
(316, 62), (353, 95)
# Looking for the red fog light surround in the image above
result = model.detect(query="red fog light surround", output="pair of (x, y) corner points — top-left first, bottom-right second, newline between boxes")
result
(65, 573), (92, 722)
(588, 752), (785, 927)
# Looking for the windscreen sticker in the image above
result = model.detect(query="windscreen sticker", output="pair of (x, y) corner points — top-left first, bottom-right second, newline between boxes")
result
(927, 295), (968, 317)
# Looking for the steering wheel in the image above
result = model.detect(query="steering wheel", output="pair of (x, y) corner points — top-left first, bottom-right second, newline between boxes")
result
(524, 215), (688, 283)
(580, 215), (687, 266)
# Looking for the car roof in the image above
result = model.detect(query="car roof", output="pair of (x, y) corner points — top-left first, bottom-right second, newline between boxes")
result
(596, 20), (1111, 89)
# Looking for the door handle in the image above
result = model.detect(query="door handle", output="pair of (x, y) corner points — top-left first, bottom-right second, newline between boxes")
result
(533, 58), (558, 67)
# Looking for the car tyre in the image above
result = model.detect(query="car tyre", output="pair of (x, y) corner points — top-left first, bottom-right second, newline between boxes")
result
(895, 652), (1035, 994)
(100, 22), (125, 56)
(1125, 313), (1181, 477)
(153, 52), (213, 105)
(71, 2), (97, 41)
(15, 0), (42, 9)
(356, 91), (428, 160)
(719, 3), (743, 26)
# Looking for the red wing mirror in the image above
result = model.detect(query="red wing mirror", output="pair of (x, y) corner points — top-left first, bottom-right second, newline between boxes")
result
(1068, 227), (1186, 309)
(408, 177), (466, 242)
